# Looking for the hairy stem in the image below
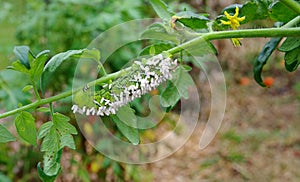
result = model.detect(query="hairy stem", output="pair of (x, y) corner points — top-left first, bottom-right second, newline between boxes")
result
(1, 25), (300, 119)
(280, 0), (300, 14)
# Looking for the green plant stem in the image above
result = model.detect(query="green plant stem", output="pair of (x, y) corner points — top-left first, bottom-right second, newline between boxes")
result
(98, 64), (107, 76)
(0, 69), (126, 119)
(49, 102), (54, 118)
(167, 27), (300, 54)
(280, 0), (300, 14)
(1, 26), (300, 119)
(32, 82), (41, 101)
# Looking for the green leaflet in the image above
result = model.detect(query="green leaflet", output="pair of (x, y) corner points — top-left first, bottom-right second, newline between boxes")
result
(222, 4), (243, 15)
(116, 105), (137, 128)
(10, 48), (50, 86)
(37, 122), (53, 140)
(22, 85), (33, 93)
(53, 113), (77, 135)
(284, 47), (300, 72)
(160, 81), (180, 108)
(139, 43), (174, 56)
(174, 11), (209, 30)
(279, 37), (300, 52)
(38, 113), (77, 180)
(9, 61), (30, 74)
(39, 113), (77, 152)
(14, 111), (37, 146)
(37, 162), (57, 182)
(0, 172), (12, 182)
(0, 124), (16, 143)
(36, 107), (51, 113)
(13, 46), (33, 69)
(40, 49), (100, 94)
(111, 115), (140, 145)
(78, 48), (101, 64)
(30, 50), (49, 81)
(279, 37), (300, 72)
(59, 134), (76, 150)
(179, 36), (217, 57)
(141, 22), (180, 44)
(149, 0), (174, 21)
(253, 37), (282, 87)
(40, 127), (59, 152)
(240, 0), (272, 23)
(39, 149), (62, 179)
(269, 1), (298, 23)
(160, 65), (194, 112)
(171, 65), (194, 99)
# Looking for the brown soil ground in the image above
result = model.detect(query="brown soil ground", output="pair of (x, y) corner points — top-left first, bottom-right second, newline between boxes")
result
(145, 39), (300, 182)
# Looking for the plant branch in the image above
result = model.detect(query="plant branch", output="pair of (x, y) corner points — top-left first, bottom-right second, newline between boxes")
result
(1, 25), (300, 119)
(32, 82), (41, 101)
(280, 0), (300, 14)
(167, 27), (300, 54)
(49, 102), (54, 118)
(0, 69), (126, 119)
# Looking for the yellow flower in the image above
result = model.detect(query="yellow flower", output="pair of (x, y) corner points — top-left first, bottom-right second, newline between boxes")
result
(221, 6), (245, 47)
(221, 6), (245, 30)
(231, 38), (242, 47)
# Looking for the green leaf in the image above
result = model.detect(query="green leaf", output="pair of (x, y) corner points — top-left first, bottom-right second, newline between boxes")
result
(160, 81), (180, 108)
(116, 105), (137, 128)
(149, 0), (174, 21)
(279, 37), (300, 52)
(60, 134), (76, 150)
(30, 51), (49, 81)
(180, 38), (217, 57)
(13, 46), (32, 69)
(112, 162), (122, 176)
(37, 162), (57, 182)
(111, 115), (139, 145)
(41, 127), (59, 152)
(174, 11), (209, 29)
(53, 113), (77, 135)
(37, 107), (51, 113)
(139, 43), (174, 56)
(38, 122), (53, 140)
(0, 172), (11, 182)
(222, 4), (243, 15)
(40, 49), (98, 94)
(39, 113), (77, 153)
(182, 65), (192, 72)
(284, 46), (300, 72)
(269, 1), (298, 23)
(149, 45), (156, 55)
(253, 37), (282, 86)
(0, 124), (16, 143)
(22, 85), (33, 93)
(9, 60), (30, 74)
(141, 23), (180, 44)
(240, 0), (272, 23)
(43, 150), (62, 176)
(36, 50), (50, 58)
(78, 48), (101, 63)
(14, 111), (37, 145)
(172, 65), (194, 99)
